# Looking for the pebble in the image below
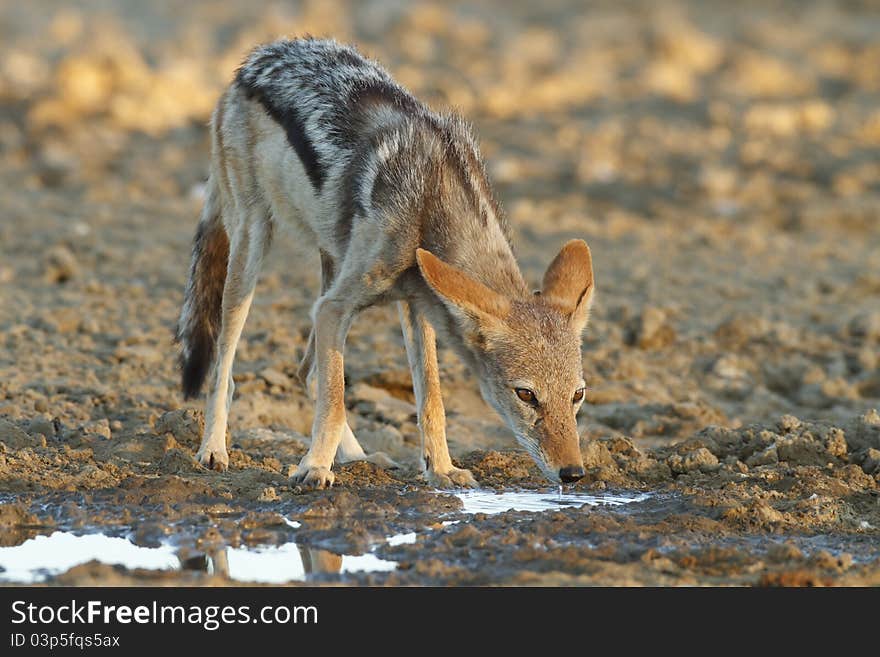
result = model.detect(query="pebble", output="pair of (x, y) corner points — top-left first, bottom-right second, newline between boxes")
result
(44, 245), (79, 284)
(155, 409), (204, 448)
(257, 487), (279, 502)
(626, 307), (676, 350)
(848, 311), (880, 343)
(668, 447), (719, 474)
(0, 418), (37, 448)
(81, 418), (111, 439)
(260, 368), (291, 390)
(860, 448), (880, 475)
(711, 355), (748, 380)
(27, 415), (56, 438)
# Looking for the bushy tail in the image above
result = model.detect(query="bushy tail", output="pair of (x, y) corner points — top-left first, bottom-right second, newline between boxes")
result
(175, 182), (229, 399)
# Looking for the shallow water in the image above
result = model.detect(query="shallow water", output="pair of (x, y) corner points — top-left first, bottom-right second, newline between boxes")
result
(0, 490), (652, 583)
(217, 543), (396, 583)
(454, 489), (651, 515)
(0, 532), (179, 582)
(0, 531), (399, 584)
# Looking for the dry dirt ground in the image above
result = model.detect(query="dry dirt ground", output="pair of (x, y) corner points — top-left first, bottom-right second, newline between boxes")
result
(1, 0), (879, 586)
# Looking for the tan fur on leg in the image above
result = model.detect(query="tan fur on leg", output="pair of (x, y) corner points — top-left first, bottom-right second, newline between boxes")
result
(197, 220), (266, 472)
(291, 297), (351, 488)
(399, 301), (477, 488)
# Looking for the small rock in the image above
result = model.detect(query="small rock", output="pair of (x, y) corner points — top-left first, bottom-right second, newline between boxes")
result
(27, 415), (56, 438)
(730, 460), (749, 474)
(763, 360), (815, 397)
(257, 487), (279, 502)
(824, 427), (848, 459)
(113, 344), (164, 364)
(33, 398), (49, 413)
(355, 425), (405, 455)
(848, 311), (880, 343)
(350, 383), (417, 425)
(849, 347), (877, 374)
(0, 418), (36, 448)
(754, 501), (785, 524)
(81, 418), (111, 439)
(714, 314), (770, 347)
(766, 542), (804, 563)
(50, 308), (82, 333)
(155, 409), (204, 448)
(80, 318), (101, 335)
(860, 448), (880, 475)
(844, 409), (880, 451)
(711, 355), (748, 380)
(625, 307), (676, 349)
(260, 367), (291, 389)
(44, 245), (78, 284)
(668, 447), (719, 474)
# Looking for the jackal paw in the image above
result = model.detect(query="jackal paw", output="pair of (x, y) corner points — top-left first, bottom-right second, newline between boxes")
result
(426, 466), (478, 489)
(196, 445), (228, 472)
(291, 465), (335, 489)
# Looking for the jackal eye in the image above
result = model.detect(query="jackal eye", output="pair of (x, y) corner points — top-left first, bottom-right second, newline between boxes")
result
(515, 388), (537, 405)
(572, 387), (585, 403)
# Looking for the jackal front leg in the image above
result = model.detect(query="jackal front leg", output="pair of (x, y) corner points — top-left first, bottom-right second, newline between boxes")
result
(298, 334), (398, 469)
(398, 301), (477, 489)
(291, 296), (353, 489)
(296, 252), (398, 471)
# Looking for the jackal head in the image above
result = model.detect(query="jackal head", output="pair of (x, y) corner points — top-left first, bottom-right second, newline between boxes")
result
(417, 240), (595, 484)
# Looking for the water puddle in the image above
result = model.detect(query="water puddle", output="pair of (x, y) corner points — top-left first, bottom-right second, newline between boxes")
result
(0, 492), (653, 583)
(0, 531), (399, 584)
(0, 532), (180, 583)
(208, 543), (396, 583)
(454, 489), (650, 515)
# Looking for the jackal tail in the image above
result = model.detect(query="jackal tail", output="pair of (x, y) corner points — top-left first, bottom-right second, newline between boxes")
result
(175, 181), (229, 399)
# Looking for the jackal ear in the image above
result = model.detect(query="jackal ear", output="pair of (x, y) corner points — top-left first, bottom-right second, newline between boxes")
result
(416, 249), (510, 327)
(542, 239), (595, 333)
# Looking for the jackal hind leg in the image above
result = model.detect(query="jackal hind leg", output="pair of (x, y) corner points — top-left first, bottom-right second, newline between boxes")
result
(295, 250), (334, 394)
(398, 301), (477, 489)
(197, 214), (268, 471)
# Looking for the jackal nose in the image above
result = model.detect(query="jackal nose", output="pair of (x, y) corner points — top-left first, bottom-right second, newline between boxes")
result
(559, 465), (585, 484)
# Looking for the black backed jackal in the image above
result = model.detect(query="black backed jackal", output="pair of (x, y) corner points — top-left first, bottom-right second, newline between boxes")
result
(176, 38), (595, 489)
